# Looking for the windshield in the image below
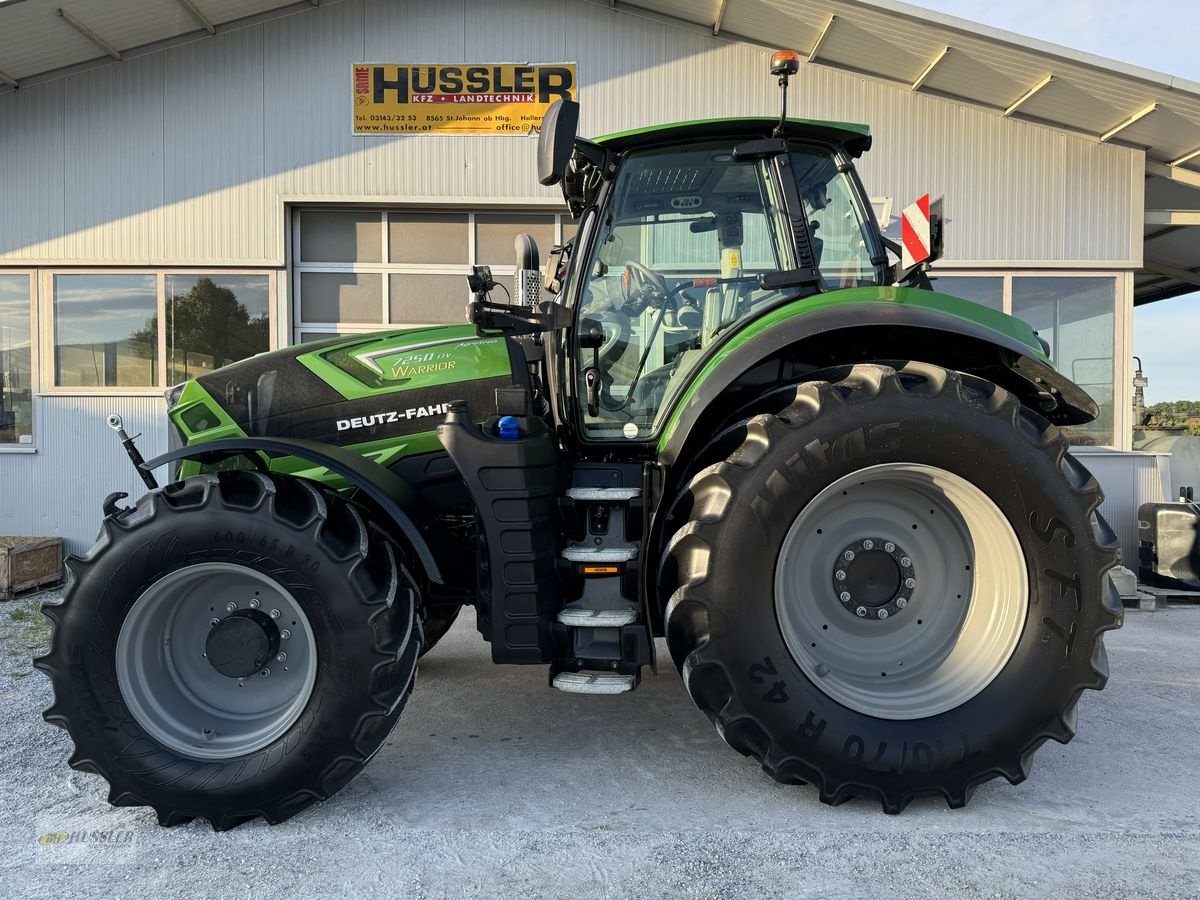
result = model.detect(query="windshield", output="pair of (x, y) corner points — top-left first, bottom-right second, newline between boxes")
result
(574, 140), (880, 441)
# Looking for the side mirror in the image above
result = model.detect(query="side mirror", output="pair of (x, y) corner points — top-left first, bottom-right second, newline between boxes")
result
(538, 99), (580, 187)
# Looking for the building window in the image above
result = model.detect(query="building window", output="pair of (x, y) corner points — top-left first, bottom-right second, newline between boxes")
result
(930, 275), (1004, 311)
(925, 270), (1124, 447)
(54, 274), (158, 388)
(166, 275), (271, 383)
(0, 274), (34, 446)
(47, 271), (273, 390)
(1012, 277), (1116, 447)
(292, 207), (568, 343)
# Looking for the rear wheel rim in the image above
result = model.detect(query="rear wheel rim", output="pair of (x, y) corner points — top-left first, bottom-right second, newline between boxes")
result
(116, 563), (318, 759)
(774, 463), (1028, 720)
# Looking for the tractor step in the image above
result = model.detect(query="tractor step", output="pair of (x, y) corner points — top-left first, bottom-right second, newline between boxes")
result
(552, 671), (637, 695)
(562, 545), (637, 563)
(565, 486), (641, 501)
(557, 604), (639, 627)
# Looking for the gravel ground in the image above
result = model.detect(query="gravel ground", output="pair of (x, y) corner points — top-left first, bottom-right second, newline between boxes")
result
(1, 589), (1197, 899)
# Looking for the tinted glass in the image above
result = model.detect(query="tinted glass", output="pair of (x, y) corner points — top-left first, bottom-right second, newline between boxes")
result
(299, 211), (382, 263)
(388, 213), (468, 264)
(475, 213), (556, 267)
(0, 275), (32, 443)
(1013, 277), (1115, 446)
(932, 276), (1004, 311)
(166, 274), (270, 383)
(389, 274), (470, 325)
(299, 273), (382, 324)
(575, 142), (795, 440)
(54, 274), (158, 387)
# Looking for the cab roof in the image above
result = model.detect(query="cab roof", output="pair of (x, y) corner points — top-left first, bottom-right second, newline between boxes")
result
(595, 117), (872, 157)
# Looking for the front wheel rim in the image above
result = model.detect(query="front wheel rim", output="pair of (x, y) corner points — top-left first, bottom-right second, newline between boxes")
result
(115, 563), (319, 759)
(774, 463), (1028, 720)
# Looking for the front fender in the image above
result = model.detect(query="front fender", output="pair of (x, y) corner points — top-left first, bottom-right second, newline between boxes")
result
(658, 286), (1098, 465)
(139, 437), (443, 584)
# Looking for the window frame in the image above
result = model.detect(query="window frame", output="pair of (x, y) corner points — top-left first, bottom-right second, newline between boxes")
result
(0, 269), (38, 452)
(290, 206), (568, 343)
(38, 268), (277, 397)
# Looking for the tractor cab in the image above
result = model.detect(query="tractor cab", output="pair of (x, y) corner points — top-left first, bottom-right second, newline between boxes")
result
(471, 50), (910, 447)
(559, 117), (887, 442)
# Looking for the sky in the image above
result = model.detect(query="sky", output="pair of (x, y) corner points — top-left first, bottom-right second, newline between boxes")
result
(910, 0), (1199, 405)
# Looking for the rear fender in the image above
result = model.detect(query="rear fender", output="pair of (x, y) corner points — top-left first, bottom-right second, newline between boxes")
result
(139, 437), (443, 584)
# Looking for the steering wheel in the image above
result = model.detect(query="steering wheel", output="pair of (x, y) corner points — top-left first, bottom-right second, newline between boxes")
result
(621, 261), (669, 309)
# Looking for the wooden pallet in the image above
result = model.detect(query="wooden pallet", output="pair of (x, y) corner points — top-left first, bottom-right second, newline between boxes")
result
(1136, 584), (1200, 611)
(0, 536), (64, 601)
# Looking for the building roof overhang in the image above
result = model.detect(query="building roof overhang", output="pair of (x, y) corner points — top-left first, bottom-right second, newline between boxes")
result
(2, 0), (1198, 301)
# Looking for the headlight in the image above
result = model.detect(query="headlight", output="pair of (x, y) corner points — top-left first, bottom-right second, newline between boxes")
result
(164, 382), (187, 411)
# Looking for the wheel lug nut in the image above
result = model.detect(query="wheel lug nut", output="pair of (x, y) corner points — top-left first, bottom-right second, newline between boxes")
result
(905, 577), (916, 589)
(249, 598), (260, 609)
(900, 556), (912, 567)
(878, 609), (889, 619)
(839, 591), (851, 603)
(897, 598), (908, 608)
(209, 617), (220, 627)
(276, 652), (287, 662)
(843, 550), (855, 561)
(280, 629), (291, 640)
(856, 606), (867, 617)
(862, 540), (874, 550)
(269, 609), (281, 619)
(835, 570), (847, 581)
(225, 602), (237, 613)
(884, 542), (895, 552)
(259, 668), (270, 678)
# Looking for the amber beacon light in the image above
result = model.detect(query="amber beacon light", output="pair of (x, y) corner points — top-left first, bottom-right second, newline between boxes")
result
(769, 49), (802, 76)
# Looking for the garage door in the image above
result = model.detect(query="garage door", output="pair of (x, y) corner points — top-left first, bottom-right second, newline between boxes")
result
(291, 208), (572, 344)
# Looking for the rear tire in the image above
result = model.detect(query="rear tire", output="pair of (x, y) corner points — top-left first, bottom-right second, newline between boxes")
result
(662, 363), (1123, 811)
(35, 470), (422, 830)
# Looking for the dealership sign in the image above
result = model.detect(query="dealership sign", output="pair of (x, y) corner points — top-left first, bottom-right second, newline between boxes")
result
(352, 63), (577, 135)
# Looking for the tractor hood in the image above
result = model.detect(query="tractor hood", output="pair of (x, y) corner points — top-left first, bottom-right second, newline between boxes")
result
(168, 324), (524, 450)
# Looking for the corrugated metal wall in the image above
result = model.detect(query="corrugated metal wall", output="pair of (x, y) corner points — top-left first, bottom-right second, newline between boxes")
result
(0, 0), (1140, 266)
(0, 0), (1142, 550)
(1072, 448), (1171, 566)
(0, 397), (167, 554)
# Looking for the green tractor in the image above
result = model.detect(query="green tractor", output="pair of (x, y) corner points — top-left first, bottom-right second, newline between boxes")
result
(37, 54), (1121, 828)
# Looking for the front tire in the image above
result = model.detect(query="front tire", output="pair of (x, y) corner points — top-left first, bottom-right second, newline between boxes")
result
(663, 363), (1123, 811)
(35, 471), (422, 830)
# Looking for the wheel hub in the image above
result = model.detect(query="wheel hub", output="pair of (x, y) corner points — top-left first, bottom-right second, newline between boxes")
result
(205, 608), (280, 679)
(115, 563), (318, 760)
(774, 463), (1029, 720)
(833, 538), (915, 620)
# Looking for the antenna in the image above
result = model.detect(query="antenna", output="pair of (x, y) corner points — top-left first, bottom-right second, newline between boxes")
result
(769, 50), (801, 137)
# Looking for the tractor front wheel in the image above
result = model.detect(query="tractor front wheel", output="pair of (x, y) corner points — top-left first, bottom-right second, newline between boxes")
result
(663, 363), (1123, 811)
(36, 470), (421, 829)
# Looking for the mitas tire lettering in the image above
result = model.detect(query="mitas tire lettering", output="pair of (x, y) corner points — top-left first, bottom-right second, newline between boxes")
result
(662, 362), (1123, 813)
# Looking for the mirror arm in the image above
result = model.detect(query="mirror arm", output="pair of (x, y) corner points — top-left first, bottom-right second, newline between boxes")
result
(469, 298), (573, 337)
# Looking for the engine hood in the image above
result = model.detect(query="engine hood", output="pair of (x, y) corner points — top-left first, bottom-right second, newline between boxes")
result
(174, 324), (523, 448)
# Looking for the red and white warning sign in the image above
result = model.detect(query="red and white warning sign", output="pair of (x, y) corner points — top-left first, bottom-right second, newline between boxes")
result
(901, 193), (931, 270)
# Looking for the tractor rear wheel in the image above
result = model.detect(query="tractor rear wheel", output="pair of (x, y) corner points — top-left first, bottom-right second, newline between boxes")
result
(663, 363), (1123, 811)
(36, 470), (421, 830)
